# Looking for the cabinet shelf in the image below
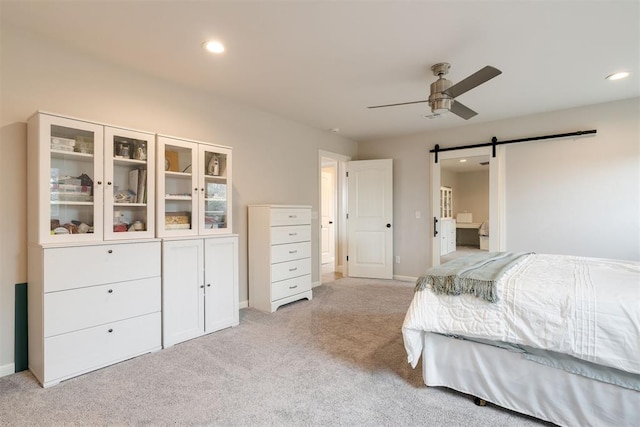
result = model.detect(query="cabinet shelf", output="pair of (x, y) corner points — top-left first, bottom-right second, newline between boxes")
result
(114, 158), (146, 166)
(165, 195), (192, 201)
(204, 175), (227, 182)
(51, 150), (94, 161)
(51, 201), (94, 206)
(165, 171), (191, 178)
(114, 202), (147, 207)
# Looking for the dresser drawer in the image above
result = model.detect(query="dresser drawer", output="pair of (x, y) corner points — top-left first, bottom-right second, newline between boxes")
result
(44, 312), (160, 383)
(271, 241), (311, 264)
(43, 241), (161, 292)
(44, 277), (161, 337)
(271, 258), (311, 283)
(270, 208), (311, 226)
(272, 275), (311, 301)
(271, 225), (311, 245)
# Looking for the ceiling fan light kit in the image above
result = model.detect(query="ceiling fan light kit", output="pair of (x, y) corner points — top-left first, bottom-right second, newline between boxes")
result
(368, 62), (502, 120)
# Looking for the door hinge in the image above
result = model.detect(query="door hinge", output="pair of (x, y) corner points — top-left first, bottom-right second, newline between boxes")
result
(346, 171), (349, 177)
(346, 213), (349, 219)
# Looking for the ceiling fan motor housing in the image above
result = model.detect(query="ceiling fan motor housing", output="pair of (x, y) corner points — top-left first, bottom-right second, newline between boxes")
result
(428, 77), (453, 114)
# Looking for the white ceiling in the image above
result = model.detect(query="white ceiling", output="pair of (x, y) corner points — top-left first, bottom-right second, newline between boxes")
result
(2, 1), (638, 142)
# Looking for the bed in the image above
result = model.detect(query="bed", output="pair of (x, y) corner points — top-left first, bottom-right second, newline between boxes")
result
(402, 252), (639, 427)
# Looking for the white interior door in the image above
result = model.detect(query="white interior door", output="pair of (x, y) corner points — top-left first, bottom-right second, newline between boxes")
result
(321, 166), (336, 266)
(347, 159), (393, 279)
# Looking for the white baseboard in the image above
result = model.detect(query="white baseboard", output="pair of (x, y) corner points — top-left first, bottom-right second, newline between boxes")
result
(239, 300), (248, 309)
(393, 275), (418, 283)
(0, 363), (15, 378)
(312, 280), (321, 288)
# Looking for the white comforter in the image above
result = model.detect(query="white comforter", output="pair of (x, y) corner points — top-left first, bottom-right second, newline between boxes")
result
(402, 253), (640, 375)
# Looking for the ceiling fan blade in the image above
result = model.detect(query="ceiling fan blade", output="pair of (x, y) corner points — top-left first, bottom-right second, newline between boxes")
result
(450, 101), (478, 120)
(367, 99), (428, 109)
(443, 66), (502, 99)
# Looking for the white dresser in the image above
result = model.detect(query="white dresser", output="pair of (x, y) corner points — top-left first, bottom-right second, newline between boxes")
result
(28, 241), (161, 387)
(248, 205), (312, 312)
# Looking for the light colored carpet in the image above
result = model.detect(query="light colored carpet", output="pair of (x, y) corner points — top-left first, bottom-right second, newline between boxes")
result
(0, 277), (548, 426)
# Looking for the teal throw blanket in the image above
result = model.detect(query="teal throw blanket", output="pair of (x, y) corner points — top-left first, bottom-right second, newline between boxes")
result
(415, 251), (532, 302)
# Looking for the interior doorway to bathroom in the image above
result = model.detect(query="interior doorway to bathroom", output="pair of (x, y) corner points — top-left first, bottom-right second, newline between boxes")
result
(430, 146), (504, 266)
(319, 150), (350, 283)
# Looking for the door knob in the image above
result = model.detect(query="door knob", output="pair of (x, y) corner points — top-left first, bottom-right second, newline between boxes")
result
(386, 224), (391, 228)
(329, 221), (333, 224)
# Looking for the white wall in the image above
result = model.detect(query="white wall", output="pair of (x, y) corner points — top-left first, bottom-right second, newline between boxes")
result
(358, 97), (640, 277)
(0, 25), (357, 373)
(456, 170), (489, 223)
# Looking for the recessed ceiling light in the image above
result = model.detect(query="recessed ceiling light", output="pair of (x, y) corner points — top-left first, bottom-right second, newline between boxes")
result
(606, 71), (629, 81)
(203, 40), (225, 54)
(459, 159), (467, 163)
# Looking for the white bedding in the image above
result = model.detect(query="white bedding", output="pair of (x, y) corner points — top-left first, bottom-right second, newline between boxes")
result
(402, 253), (640, 374)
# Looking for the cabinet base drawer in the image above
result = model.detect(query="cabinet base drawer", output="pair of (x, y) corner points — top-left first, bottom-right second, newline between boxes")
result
(44, 241), (161, 292)
(272, 274), (311, 301)
(42, 312), (160, 387)
(44, 277), (160, 337)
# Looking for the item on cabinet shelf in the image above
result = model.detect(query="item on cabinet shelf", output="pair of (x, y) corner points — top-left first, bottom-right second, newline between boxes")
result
(207, 153), (220, 176)
(75, 136), (93, 154)
(53, 226), (69, 234)
(133, 141), (147, 161)
(113, 190), (136, 203)
(165, 150), (179, 171)
(77, 222), (90, 233)
(62, 223), (78, 234)
(51, 137), (76, 152)
(165, 212), (190, 229)
(114, 223), (128, 233)
(130, 221), (144, 231)
(50, 219), (60, 230)
(116, 142), (131, 159)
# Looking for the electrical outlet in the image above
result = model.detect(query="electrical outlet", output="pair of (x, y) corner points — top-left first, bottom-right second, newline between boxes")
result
(395, 256), (400, 264)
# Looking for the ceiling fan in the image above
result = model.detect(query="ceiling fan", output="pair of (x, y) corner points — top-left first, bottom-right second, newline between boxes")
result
(368, 63), (502, 120)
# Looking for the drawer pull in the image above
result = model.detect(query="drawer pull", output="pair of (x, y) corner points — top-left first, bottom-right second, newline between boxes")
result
(288, 215), (297, 218)
(107, 249), (113, 254)
(289, 267), (298, 272)
(288, 232), (297, 236)
(207, 284), (211, 287)
(289, 285), (298, 289)
(108, 289), (113, 293)
(108, 328), (113, 333)
(289, 250), (298, 254)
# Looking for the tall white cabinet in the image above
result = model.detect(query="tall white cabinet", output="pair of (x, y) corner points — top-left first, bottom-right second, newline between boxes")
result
(27, 112), (161, 387)
(248, 205), (313, 313)
(157, 135), (239, 347)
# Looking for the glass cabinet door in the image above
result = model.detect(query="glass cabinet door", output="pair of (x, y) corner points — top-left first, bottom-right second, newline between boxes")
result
(104, 127), (155, 240)
(40, 115), (104, 243)
(199, 145), (232, 234)
(157, 136), (198, 237)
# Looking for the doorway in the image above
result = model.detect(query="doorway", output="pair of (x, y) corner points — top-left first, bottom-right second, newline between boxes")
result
(430, 146), (504, 266)
(319, 150), (350, 283)
(439, 154), (489, 264)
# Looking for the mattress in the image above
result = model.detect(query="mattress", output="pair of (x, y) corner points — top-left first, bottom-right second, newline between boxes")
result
(402, 254), (640, 375)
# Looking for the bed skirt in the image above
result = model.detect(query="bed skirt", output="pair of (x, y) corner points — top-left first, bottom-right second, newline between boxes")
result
(422, 332), (638, 427)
